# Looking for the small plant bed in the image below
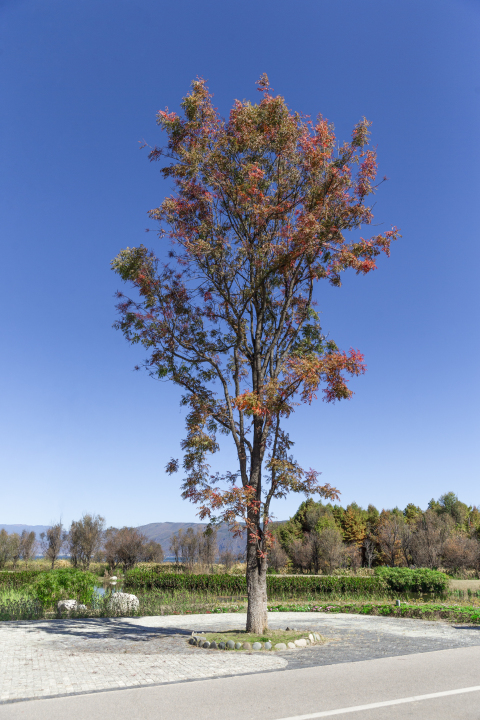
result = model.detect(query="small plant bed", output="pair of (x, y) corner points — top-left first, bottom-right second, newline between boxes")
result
(266, 602), (480, 623)
(189, 628), (325, 651)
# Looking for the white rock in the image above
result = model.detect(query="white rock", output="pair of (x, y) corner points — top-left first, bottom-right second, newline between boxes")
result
(294, 638), (307, 647)
(274, 643), (287, 650)
(287, 642), (296, 649)
(57, 599), (87, 613)
(309, 633), (315, 643)
(58, 599), (77, 612)
(107, 592), (139, 614)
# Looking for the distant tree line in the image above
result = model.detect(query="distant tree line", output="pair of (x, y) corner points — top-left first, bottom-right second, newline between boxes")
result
(269, 492), (480, 575)
(169, 526), (242, 570)
(0, 529), (37, 569)
(0, 515), (164, 572)
(3, 492), (477, 576)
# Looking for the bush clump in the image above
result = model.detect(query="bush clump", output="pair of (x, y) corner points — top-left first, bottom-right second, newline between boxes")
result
(33, 568), (98, 608)
(374, 567), (449, 595)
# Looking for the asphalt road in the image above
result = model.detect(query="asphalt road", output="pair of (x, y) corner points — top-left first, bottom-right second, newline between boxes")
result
(3, 645), (480, 720)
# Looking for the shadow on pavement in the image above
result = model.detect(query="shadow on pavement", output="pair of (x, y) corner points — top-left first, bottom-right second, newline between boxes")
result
(21, 618), (192, 643)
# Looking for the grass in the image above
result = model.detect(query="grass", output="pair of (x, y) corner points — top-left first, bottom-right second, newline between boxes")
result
(264, 601), (480, 623)
(136, 589), (245, 616)
(131, 588), (372, 616)
(0, 588), (43, 620)
(204, 629), (325, 646)
(131, 588), (480, 625)
(2, 581), (480, 623)
(0, 559), (110, 574)
(449, 589), (480, 603)
(0, 588), (34, 602)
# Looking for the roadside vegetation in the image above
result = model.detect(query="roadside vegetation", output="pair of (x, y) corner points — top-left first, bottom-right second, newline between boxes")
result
(1, 492), (480, 623)
(0, 564), (479, 624)
(268, 492), (480, 578)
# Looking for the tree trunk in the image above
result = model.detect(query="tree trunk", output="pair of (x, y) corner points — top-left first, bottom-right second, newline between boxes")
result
(245, 414), (268, 633)
(246, 539), (268, 634)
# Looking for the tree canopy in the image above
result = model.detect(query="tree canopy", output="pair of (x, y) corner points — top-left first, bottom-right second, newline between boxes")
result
(112, 75), (399, 630)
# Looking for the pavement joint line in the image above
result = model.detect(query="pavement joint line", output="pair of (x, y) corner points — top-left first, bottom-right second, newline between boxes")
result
(274, 685), (480, 719)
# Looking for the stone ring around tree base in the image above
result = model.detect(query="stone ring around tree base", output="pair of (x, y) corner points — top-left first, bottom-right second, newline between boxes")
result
(188, 631), (322, 651)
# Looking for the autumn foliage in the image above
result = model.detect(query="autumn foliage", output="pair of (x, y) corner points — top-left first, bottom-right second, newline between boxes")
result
(274, 492), (480, 577)
(112, 75), (398, 631)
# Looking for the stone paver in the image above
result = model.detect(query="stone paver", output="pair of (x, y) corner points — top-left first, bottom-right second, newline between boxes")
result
(0, 618), (286, 702)
(1, 612), (480, 703)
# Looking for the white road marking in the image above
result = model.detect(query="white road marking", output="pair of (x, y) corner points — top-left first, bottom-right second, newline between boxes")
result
(276, 685), (480, 719)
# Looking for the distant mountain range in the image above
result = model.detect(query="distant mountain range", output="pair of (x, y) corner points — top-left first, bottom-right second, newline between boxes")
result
(0, 524), (50, 537)
(0, 521), (247, 558)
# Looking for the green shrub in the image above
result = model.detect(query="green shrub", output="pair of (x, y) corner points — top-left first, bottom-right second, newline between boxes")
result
(374, 567), (449, 595)
(0, 570), (45, 589)
(33, 569), (98, 608)
(124, 570), (386, 597)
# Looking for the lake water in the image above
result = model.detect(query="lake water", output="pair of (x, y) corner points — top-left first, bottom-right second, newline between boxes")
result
(93, 584), (123, 597)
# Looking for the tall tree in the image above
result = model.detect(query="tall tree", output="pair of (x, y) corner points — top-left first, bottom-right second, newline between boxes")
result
(112, 75), (398, 632)
(180, 527), (198, 568)
(40, 523), (66, 570)
(341, 506), (367, 545)
(0, 530), (11, 569)
(169, 529), (182, 564)
(9, 533), (21, 569)
(377, 512), (404, 567)
(68, 514), (105, 570)
(19, 530), (37, 569)
(198, 525), (218, 567)
(104, 527), (149, 572)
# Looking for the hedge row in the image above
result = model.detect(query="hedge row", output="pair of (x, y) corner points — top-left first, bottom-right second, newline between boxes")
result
(0, 567), (450, 597)
(0, 570), (45, 588)
(374, 567), (449, 595)
(124, 570), (386, 596)
(125, 567), (450, 596)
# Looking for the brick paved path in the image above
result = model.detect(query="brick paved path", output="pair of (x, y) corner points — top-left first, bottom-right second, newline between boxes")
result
(1, 612), (480, 703)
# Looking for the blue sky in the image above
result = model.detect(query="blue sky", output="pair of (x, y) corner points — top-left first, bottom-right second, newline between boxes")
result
(1, 0), (479, 528)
